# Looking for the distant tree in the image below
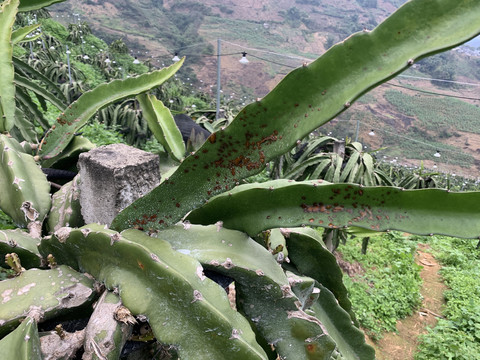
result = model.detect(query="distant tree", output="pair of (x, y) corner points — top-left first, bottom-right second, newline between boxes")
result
(279, 7), (308, 28)
(109, 39), (129, 54)
(418, 53), (456, 88)
(325, 35), (336, 50)
(295, 0), (320, 5)
(357, 0), (378, 8)
(366, 13), (378, 28)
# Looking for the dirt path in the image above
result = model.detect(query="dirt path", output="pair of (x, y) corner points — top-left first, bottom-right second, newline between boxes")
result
(367, 243), (447, 360)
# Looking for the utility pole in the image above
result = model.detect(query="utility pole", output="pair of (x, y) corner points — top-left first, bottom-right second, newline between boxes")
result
(216, 38), (221, 120)
(66, 45), (72, 85)
(355, 118), (360, 142)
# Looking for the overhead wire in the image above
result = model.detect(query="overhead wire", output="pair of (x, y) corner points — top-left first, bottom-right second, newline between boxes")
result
(248, 53), (297, 68)
(330, 119), (469, 157)
(383, 82), (480, 101)
(220, 39), (314, 61)
(397, 74), (480, 87)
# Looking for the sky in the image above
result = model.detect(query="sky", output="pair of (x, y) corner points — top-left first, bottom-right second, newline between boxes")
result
(466, 35), (480, 48)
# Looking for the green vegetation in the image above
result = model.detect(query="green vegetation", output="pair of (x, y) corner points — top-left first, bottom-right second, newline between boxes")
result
(417, 52), (456, 87)
(340, 232), (480, 357)
(415, 236), (480, 360)
(384, 90), (480, 134)
(356, 0), (378, 9)
(378, 89), (480, 167)
(0, 209), (15, 230)
(202, 16), (285, 49)
(335, 232), (422, 339)
(80, 120), (126, 146)
(381, 127), (474, 168)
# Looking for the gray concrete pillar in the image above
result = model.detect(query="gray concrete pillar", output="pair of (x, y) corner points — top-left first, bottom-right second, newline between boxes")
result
(78, 144), (160, 226)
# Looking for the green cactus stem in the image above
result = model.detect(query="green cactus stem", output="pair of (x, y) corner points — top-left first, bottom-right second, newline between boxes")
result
(39, 224), (269, 359)
(47, 175), (84, 234)
(0, 0), (17, 132)
(112, 0), (480, 232)
(311, 282), (376, 360)
(186, 180), (480, 239)
(0, 265), (96, 338)
(82, 290), (133, 360)
(40, 135), (95, 169)
(137, 93), (185, 162)
(38, 59), (184, 161)
(0, 316), (42, 360)
(0, 135), (51, 230)
(156, 224), (341, 359)
(281, 227), (355, 322)
(0, 229), (42, 269)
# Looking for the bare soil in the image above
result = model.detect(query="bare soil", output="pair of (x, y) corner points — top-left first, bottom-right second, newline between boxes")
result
(366, 243), (447, 360)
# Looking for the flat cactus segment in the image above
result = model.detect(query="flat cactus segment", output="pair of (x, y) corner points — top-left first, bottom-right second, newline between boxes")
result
(38, 224), (268, 360)
(186, 180), (480, 239)
(47, 175), (84, 234)
(0, 229), (42, 268)
(137, 93), (185, 162)
(17, 0), (66, 12)
(0, 265), (95, 338)
(0, 135), (51, 228)
(0, 0), (18, 132)
(0, 316), (42, 359)
(38, 59), (184, 160)
(156, 224), (337, 359)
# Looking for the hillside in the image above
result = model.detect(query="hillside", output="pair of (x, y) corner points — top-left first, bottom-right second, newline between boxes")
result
(48, 0), (480, 177)
(49, 0), (407, 95)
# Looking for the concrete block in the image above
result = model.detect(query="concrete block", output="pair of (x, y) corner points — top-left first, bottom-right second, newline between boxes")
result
(78, 144), (160, 226)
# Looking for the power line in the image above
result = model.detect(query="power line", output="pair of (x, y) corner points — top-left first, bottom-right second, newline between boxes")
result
(383, 82), (480, 101)
(398, 74), (480, 87)
(220, 39), (313, 62)
(166, 41), (212, 54)
(177, 52), (243, 58)
(331, 119), (469, 157)
(248, 53), (297, 68)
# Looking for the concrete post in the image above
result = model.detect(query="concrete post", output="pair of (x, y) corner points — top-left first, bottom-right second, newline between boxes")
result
(78, 144), (160, 226)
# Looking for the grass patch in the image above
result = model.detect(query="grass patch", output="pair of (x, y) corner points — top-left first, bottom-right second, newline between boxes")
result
(384, 90), (480, 134)
(201, 16), (285, 49)
(81, 121), (126, 147)
(339, 232), (422, 340)
(381, 126), (474, 168)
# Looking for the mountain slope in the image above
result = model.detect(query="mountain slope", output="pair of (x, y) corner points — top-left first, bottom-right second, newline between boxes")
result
(48, 0), (480, 177)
